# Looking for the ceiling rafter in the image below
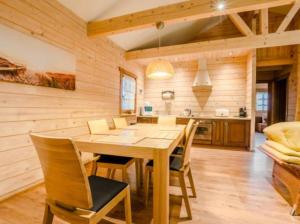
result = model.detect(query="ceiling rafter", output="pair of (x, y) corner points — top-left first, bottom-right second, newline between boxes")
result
(277, 0), (300, 33)
(87, 0), (296, 37)
(125, 29), (300, 60)
(228, 13), (254, 36)
(260, 9), (269, 34)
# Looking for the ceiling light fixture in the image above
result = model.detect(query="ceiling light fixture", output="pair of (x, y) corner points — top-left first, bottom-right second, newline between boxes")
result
(211, 0), (226, 11)
(146, 21), (175, 80)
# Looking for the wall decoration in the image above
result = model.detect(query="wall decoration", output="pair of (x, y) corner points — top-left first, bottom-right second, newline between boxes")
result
(0, 57), (75, 90)
(0, 24), (76, 90)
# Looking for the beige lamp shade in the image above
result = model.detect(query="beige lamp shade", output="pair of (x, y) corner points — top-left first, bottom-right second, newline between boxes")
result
(146, 59), (175, 79)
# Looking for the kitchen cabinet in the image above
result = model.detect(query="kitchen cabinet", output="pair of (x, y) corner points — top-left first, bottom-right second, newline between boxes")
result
(212, 120), (224, 146)
(136, 116), (251, 150)
(137, 116), (158, 123)
(224, 120), (250, 148)
(176, 117), (190, 125)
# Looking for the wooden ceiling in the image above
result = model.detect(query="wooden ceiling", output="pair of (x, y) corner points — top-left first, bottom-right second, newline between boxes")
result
(84, 0), (300, 61)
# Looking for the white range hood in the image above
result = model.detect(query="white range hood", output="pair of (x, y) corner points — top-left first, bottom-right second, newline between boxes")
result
(192, 59), (212, 91)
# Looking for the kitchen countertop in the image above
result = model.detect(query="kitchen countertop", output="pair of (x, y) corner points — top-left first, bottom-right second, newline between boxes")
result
(137, 115), (251, 121)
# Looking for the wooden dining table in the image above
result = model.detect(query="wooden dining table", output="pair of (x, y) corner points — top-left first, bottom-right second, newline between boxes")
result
(74, 123), (186, 224)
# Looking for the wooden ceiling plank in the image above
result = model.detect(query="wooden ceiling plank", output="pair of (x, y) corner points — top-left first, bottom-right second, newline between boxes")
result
(257, 58), (295, 67)
(260, 9), (269, 35)
(229, 13), (254, 36)
(87, 0), (296, 37)
(276, 0), (300, 33)
(125, 30), (300, 60)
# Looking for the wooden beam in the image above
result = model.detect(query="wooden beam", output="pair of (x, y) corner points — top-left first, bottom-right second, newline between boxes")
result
(257, 58), (295, 67)
(125, 29), (300, 60)
(87, 0), (296, 36)
(229, 13), (253, 36)
(260, 9), (269, 34)
(277, 0), (300, 33)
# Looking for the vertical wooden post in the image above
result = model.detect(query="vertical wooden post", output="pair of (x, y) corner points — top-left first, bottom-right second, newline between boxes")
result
(295, 46), (300, 121)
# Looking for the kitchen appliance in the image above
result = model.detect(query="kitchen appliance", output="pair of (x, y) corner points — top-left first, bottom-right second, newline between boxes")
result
(215, 108), (229, 117)
(142, 102), (153, 116)
(239, 107), (247, 117)
(192, 59), (212, 91)
(193, 120), (212, 145)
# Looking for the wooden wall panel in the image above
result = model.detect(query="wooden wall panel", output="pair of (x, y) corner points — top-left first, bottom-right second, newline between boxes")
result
(0, 0), (144, 199)
(144, 57), (247, 116)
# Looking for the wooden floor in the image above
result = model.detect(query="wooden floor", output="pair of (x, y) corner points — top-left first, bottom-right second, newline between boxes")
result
(1, 142), (300, 224)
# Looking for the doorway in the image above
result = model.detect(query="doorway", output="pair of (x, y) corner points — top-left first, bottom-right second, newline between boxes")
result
(255, 65), (291, 146)
(274, 78), (287, 123)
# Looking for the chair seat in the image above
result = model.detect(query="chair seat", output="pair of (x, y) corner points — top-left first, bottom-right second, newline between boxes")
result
(146, 156), (182, 171)
(97, 155), (133, 165)
(89, 175), (127, 212)
(172, 146), (184, 155)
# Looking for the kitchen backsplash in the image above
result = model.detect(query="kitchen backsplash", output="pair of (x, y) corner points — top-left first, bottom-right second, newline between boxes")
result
(144, 57), (248, 117)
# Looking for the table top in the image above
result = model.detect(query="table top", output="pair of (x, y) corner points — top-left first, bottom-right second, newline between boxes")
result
(74, 124), (185, 158)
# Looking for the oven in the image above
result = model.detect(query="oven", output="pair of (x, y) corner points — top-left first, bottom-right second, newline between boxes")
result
(193, 120), (212, 145)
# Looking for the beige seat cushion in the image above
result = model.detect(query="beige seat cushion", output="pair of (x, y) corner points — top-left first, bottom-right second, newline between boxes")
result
(263, 122), (300, 152)
(262, 144), (300, 165)
(266, 140), (300, 157)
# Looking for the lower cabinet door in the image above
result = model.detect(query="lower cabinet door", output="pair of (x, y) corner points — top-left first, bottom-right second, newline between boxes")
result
(212, 120), (224, 145)
(224, 120), (250, 148)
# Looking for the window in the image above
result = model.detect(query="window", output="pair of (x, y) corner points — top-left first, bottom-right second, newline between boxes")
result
(120, 68), (137, 114)
(256, 92), (268, 111)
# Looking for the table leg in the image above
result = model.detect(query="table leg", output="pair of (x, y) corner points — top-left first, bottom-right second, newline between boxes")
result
(153, 150), (169, 224)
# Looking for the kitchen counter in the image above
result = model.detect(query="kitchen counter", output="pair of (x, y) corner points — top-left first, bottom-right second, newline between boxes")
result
(136, 115), (251, 150)
(137, 115), (251, 121)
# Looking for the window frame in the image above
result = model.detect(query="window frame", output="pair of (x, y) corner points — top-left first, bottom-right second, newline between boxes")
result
(256, 91), (268, 112)
(119, 67), (137, 115)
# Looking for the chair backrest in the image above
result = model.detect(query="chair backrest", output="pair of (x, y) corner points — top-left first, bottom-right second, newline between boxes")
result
(87, 119), (109, 134)
(158, 115), (176, 126)
(182, 121), (197, 167)
(30, 134), (92, 210)
(185, 119), (195, 143)
(113, 117), (128, 129)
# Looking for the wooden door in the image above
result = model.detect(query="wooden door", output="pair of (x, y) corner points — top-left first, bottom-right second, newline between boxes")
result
(212, 120), (223, 145)
(224, 120), (250, 148)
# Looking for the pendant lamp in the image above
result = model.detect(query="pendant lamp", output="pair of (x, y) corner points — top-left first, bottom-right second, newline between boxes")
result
(146, 22), (175, 80)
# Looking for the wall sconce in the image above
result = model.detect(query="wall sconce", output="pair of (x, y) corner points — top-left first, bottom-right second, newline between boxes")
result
(161, 90), (175, 100)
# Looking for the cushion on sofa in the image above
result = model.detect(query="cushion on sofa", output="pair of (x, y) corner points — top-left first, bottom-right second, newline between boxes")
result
(266, 141), (300, 157)
(263, 122), (300, 152)
(262, 144), (300, 165)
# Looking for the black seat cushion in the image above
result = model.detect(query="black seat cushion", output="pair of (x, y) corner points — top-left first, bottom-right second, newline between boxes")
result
(88, 175), (128, 212)
(172, 146), (184, 155)
(97, 155), (133, 165)
(146, 156), (182, 171)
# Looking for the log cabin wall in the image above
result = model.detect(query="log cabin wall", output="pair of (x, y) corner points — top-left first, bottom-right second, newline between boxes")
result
(144, 57), (248, 116)
(0, 0), (144, 199)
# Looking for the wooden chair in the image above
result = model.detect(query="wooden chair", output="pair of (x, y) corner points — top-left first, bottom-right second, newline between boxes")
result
(87, 119), (139, 189)
(144, 121), (197, 219)
(158, 115), (176, 126)
(113, 117), (128, 129)
(172, 119), (196, 156)
(30, 134), (132, 224)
